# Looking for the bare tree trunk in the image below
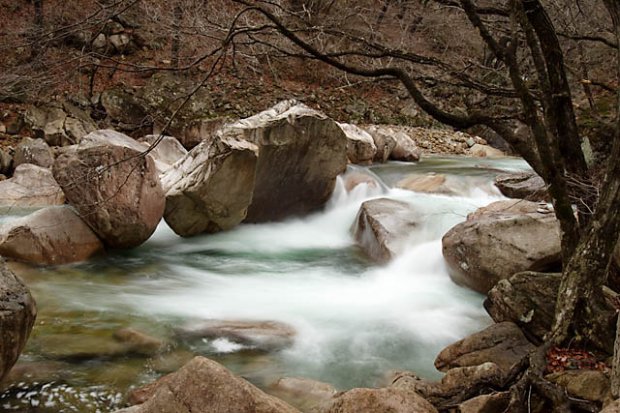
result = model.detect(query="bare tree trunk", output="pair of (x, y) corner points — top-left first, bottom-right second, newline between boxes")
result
(30, 0), (44, 61)
(171, 2), (183, 69)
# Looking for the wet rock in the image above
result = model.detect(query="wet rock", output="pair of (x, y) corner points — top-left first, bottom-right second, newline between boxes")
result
(139, 135), (188, 168)
(0, 259), (37, 382)
(342, 172), (381, 193)
(126, 356), (300, 413)
(175, 320), (295, 351)
(0, 164), (65, 208)
(53, 144), (165, 249)
(546, 370), (610, 404)
(161, 136), (258, 237)
(13, 137), (54, 168)
(458, 392), (510, 413)
(435, 322), (535, 375)
(494, 171), (549, 201)
(352, 198), (419, 263)
(484, 271), (560, 343)
(322, 386), (437, 413)
(223, 100), (347, 223)
(0, 205), (104, 265)
(469, 144), (504, 157)
(364, 125), (397, 162)
(113, 328), (166, 355)
(442, 200), (561, 294)
(396, 174), (453, 194)
(338, 122), (376, 164)
(0, 360), (69, 390)
(270, 377), (337, 411)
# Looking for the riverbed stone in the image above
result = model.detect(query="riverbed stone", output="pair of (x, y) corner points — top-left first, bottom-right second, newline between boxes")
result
(322, 386), (437, 413)
(435, 322), (535, 375)
(363, 125), (397, 162)
(0, 163), (65, 208)
(113, 328), (166, 355)
(494, 171), (549, 201)
(442, 199), (561, 294)
(484, 271), (560, 343)
(545, 370), (611, 404)
(175, 319), (295, 351)
(352, 198), (419, 263)
(338, 122), (376, 164)
(13, 137), (54, 169)
(396, 174), (453, 194)
(0, 259), (37, 382)
(126, 356), (300, 413)
(0, 205), (104, 265)
(53, 144), (165, 249)
(161, 136), (258, 237)
(458, 392), (510, 413)
(223, 100), (348, 222)
(270, 377), (337, 411)
(469, 144), (504, 157)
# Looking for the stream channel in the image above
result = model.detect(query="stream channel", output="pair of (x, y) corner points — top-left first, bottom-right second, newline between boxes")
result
(0, 155), (530, 412)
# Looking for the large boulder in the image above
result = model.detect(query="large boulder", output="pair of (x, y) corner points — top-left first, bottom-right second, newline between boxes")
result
(390, 128), (421, 162)
(124, 356), (299, 413)
(223, 100), (348, 222)
(0, 259), (37, 382)
(0, 164), (65, 208)
(0, 206), (104, 265)
(81, 129), (169, 174)
(435, 322), (535, 375)
(494, 172), (549, 201)
(13, 137), (54, 169)
(161, 136), (258, 237)
(352, 198), (419, 263)
(364, 125), (397, 163)
(53, 144), (165, 248)
(442, 200), (561, 294)
(337, 122), (377, 164)
(321, 387), (436, 413)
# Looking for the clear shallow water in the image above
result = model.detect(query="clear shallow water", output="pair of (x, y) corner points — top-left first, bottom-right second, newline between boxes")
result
(2, 156), (530, 412)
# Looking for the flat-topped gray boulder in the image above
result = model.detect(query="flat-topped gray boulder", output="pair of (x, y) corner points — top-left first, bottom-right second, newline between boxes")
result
(0, 206), (104, 265)
(53, 143), (165, 249)
(121, 356), (300, 413)
(222, 100), (348, 222)
(352, 198), (419, 263)
(442, 200), (561, 294)
(0, 164), (65, 208)
(494, 171), (549, 201)
(435, 322), (535, 375)
(161, 136), (258, 237)
(337, 122), (376, 164)
(0, 259), (37, 382)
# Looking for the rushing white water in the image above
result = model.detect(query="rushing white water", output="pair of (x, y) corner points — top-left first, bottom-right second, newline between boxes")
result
(15, 156), (531, 392)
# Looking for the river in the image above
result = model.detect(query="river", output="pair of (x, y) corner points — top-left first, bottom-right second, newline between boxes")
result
(0, 155), (530, 412)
